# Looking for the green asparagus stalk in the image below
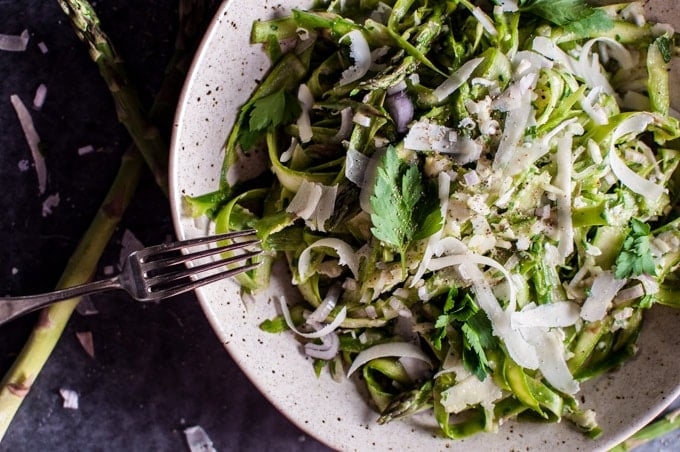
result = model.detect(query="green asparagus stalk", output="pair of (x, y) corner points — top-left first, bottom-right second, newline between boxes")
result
(0, 0), (213, 440)
(57, 0), (172, 197)
(609, 409), (680, 451)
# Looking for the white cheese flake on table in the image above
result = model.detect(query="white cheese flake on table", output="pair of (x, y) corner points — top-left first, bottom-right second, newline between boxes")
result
(41, 193), (60, 217)
(10, 94), (47, 194)
(59, 388), (79, 410)
(0, 29), (29, 52)
(183, 425), (217, 452)
(32, 83), (47, 110)
(77, 144), (95, 156)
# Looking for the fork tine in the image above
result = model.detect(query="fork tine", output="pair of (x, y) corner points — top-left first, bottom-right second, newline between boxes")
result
(150, 261), (262, 298)
(138, 229), (257, 257)
(145, 249), (262, 289)
(141, 238), (261, 271)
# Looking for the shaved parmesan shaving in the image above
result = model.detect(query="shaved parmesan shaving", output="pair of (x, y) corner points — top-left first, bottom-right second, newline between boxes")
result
(462, 263), (539, 369)
(37, 41), (48, 54)
(346, 342), (432, 378)
(339, 30), (371, 86)
(492, 77), (534, 171)
(498, 0), (519, 12)
(580, 271), (627, 321)
(427, 253), (516, 309)
(10, 94), (47, 194)
(296, 84), (314, 143)
(403, 120), (457, 153)
(331, 107), (353, 142)
(432, 57), (484, 101)
(614, 284), (645, 303)
(298, 238), (359, 281)
(512, 51), (553, 77)
(606, 113), (664, 201)
(278, 295), (347, 339)
(183, 426), (217, 452)
(59, 388), (79, 410)
(345, 146), (368, 186)
(286, 179), (323, 219)
(519, 326), (579, 394)
(511, 302), (580, 328)
(471, 7), (498, 36)
(532, 36), (576, 73)
(311, 184), (338, 232)
(285, 180), (338, 231)
(440, 372), (502, 413)
(0, 29), (29, 52)
(554, 135), (574, 264)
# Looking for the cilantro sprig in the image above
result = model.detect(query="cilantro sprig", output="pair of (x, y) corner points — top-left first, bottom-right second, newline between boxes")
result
(516, 0), (613, 34)
(239, 88), (301, 150)
(369, 146), (443, 275)
(615, 218), (657, 280)
(433, 288), (498, 381)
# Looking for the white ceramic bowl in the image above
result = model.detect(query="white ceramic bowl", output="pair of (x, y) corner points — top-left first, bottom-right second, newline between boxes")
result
(169, 1), (680, 450)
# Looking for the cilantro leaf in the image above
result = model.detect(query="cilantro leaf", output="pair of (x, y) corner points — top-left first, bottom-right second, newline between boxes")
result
(615, 218), (657, 280)
(461, 311), (497, 381)
(518, 0), (613, 34)
(656, 36), (673, 63)
(432, 289), (478, 350)
(370, 146), (443, 274)
(239, 88), (301, 150)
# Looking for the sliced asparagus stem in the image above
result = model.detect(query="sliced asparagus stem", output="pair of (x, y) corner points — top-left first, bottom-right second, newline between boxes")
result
(0, 0), (213, 440)
(0, 148), (144, 437)
(57, 0), (171, 196)
(609, 408), (680, 451)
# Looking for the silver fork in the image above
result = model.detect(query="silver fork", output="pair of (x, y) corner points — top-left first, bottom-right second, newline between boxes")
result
(0, 229), (261, 325)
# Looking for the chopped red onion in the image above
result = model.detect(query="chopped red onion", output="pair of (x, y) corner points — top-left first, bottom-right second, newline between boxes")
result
(386, 89), (414, 133)
(304, 332), (340, 360)
(307, 284), (342, 323)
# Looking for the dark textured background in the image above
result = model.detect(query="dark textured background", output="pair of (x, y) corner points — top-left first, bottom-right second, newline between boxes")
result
(0, 1), (678, 451)
(0, 1), (328, 450)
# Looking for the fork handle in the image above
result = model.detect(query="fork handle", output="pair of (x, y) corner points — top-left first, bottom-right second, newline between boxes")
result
(0, 277), (122, 325)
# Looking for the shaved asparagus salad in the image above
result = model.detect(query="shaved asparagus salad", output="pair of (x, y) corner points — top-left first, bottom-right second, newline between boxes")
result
(187, 0), (680, 440)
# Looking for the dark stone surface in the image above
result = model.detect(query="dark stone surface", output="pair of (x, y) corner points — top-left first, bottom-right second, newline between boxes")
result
(0, 1), (328, 450)
(0, 1), (678, 451)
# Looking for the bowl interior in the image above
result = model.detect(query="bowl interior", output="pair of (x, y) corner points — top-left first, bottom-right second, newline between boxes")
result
(169, 1), (680, 450)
